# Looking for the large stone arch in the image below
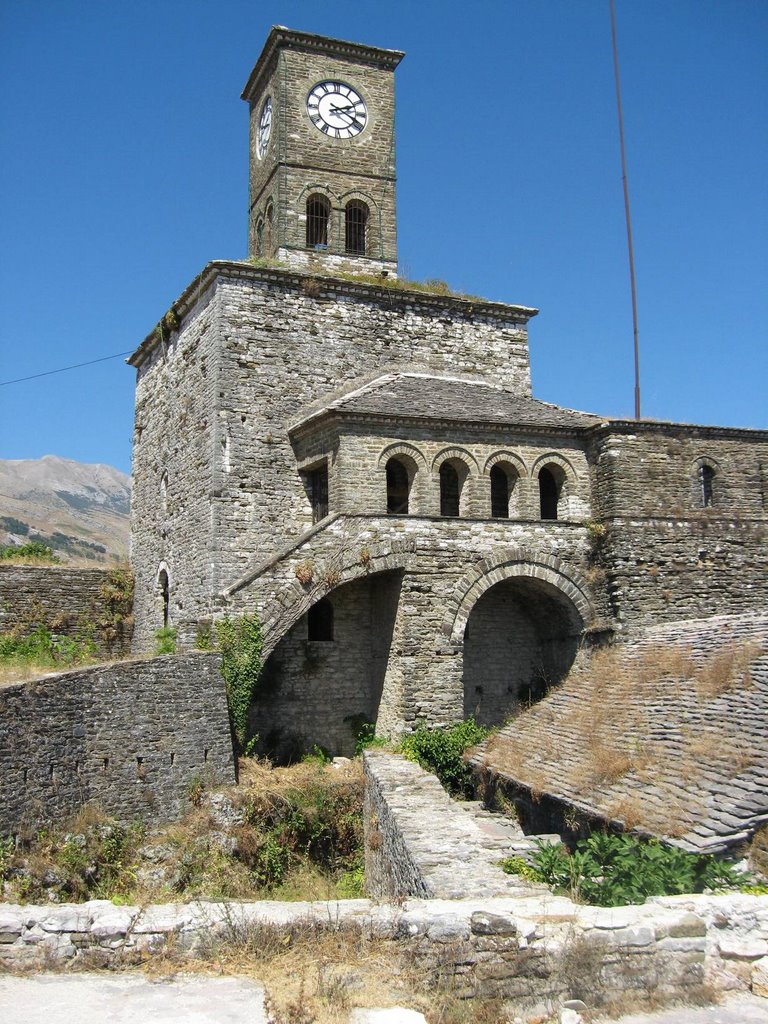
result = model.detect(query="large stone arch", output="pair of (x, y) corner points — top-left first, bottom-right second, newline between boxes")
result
(442, 549), (593, 646)
(256, 539), (415, 658)
(447, 551), (593, 727)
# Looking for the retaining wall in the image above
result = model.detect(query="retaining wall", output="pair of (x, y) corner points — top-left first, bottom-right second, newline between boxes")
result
(0, 653), (235, 836)
(0, 564), (132, 656)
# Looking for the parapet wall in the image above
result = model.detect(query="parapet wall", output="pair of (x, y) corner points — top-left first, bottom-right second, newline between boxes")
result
(0, 653), (235, 836)
(0, 564), (133, 656)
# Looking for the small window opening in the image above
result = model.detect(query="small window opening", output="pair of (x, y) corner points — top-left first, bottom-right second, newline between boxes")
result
(255, 219), (264, 256)
(306, 195), (330, 248)
(539, 467), (560, 520)
(699, 464), (715, 507)
(308, 465), (329, 523)
(386, 458), (410, 514)
(345, 200), (368, 255)
(265, 202), (274, 251)
(490, 465), (510, 519)
(308, 598), (334, 641)
(204, 748), (209, 762)
(158, 568), (170, 628)
(440, 461), (461, 517)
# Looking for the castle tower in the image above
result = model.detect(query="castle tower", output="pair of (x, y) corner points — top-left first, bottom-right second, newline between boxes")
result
(241, 27), (403, 276)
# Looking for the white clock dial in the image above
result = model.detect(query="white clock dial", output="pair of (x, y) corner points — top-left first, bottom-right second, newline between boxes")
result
(257, 95), (272, 158)
(307, 81), (367, 139)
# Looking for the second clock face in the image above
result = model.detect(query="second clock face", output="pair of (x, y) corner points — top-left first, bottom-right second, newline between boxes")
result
(307, 81), (367, 139)
(257, 95), (272, 158)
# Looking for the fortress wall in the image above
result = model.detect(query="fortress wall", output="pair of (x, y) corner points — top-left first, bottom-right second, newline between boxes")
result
(0, 653), (235, 837)
(0, 564), (132, 656)
(589, 427), (768, 633)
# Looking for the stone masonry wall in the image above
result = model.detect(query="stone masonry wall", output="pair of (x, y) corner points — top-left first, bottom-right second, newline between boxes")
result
(130, 263), (535, 653)
(590, 426), (768, 634)
(0, 653), (235, 837)
(0, 565), (132, 656)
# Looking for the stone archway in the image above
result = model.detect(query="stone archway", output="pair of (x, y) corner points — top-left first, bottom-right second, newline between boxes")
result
(442, 552), (592, 727)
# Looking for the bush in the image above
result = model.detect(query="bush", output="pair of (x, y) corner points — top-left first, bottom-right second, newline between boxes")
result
(502, 831), (753, 906)
(154, 626), (177, 655)
(400, 717), (489, 798)
(0, 540), (60, 563)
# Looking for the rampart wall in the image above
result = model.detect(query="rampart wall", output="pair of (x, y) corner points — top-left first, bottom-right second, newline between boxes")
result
(0, 653), (235, 837)
(0, 564), (132, 656)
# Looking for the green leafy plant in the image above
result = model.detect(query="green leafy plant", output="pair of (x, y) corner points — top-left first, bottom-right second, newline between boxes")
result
(0, 540), (60, 563)
(515, 832), (754, 907)
(154, 626), (177, 655)
(215, 614), (264, 751)
(400, 717), (489, 798)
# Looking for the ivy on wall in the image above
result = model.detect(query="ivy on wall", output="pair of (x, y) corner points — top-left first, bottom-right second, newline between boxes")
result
(215, 615), (264, 751)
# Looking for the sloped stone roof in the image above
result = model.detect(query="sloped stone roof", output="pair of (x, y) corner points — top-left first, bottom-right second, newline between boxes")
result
(291, 372), (602, 433)
(471, 613), (768, 854)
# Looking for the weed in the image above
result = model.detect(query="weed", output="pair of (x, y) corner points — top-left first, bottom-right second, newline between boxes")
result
(295, 561), (314, 585)
(154, 627), (177, 655)
(400, 717), (489, 798)
(215, 614), (264, 751)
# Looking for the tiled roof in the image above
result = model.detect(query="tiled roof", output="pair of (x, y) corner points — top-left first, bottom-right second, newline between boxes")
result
(471, 613), (768, 854)
(291, 372), (602, 432)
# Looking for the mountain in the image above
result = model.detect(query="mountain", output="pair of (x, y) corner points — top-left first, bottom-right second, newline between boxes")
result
(0, 456), (131, 563)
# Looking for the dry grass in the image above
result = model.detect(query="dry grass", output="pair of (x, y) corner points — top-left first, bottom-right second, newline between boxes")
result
(482, 638), (765, 840)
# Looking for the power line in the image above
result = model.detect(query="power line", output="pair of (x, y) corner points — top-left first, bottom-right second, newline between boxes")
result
(0, 351), (133, 387)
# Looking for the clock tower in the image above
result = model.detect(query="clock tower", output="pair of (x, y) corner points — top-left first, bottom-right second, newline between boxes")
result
(241, 27), (403, 276)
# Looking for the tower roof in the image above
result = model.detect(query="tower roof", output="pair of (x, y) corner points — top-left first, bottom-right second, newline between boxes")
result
(241, 26), (405, 104)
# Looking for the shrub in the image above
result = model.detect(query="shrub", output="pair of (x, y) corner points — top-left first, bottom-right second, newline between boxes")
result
(507, 831), (754, 907)
(400, 717), (489, 798)
(154, 626), (177, 655)
(0, 540), (60, 563)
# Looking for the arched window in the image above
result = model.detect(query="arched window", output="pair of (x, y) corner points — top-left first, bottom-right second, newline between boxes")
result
(539, 467), (561, 520)
(490, 465), (511, 518)
(386, 458), (410, 514)
(265, 201), (274, 251)
(345, 200), (368, 255)
(440, 462), (461, 517)
(699, 464), (715, 507)
(306, 195), (330, 248)
(255, 219), (264, 256)
(158, 568), (170, 628)
(308, 598), (334, 641)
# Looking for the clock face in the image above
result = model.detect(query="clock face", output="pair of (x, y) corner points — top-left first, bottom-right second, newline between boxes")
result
(307, 81), (367, 139)
(257, 95), (272, 158)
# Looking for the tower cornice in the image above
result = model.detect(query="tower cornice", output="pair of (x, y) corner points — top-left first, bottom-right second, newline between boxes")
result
(241, 26), (405, 105)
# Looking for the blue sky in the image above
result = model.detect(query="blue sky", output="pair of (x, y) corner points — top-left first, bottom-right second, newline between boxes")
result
(1, 0), (766, 476)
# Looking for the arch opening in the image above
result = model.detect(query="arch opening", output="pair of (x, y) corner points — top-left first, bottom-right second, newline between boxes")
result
(440, 458), (468, 517)
(386, 456), (411, 514)
(306, 194), (330, 248)
(462, 576), (582, 726)
(253, 570), (403, 762)
(539, 464), (565, 520)
(157, 568), (170, 629)
(699, 463), (715, 508)
(490, 462), (519, 519)
(345, 200), (368, 255)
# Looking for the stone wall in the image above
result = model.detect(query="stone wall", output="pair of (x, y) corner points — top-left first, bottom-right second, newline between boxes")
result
(590, 424), (768, 634)
(0, 564), (132, 656)
(0, 653), (235, 837)
(129, 262), (535, 653)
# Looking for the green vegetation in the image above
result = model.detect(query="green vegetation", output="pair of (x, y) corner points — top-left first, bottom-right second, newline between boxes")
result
(1, 760), (364, 904)
(0, 540), (60, 564)
(1, 516), (30, 536)
(154, 626), (177, 655)
(215, 614), (264, 751)
(401, 717), (489, 798)
(501, 832), (755, 907)
(0, 623), (97, 675)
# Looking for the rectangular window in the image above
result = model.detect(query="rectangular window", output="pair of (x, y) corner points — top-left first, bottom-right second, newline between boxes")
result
(309, 465), (329, 523)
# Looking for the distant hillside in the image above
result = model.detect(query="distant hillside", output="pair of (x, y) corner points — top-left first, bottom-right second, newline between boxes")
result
(0, 456), (130, 563)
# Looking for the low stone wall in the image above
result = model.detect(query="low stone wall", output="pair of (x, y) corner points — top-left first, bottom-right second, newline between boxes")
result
(0, 564), (132, 656)
(1, 894), (766, 1010)
(0, 653), (235, 836)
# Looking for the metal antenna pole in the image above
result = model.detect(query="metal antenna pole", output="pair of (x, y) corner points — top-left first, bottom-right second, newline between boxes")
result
(610, 0), (641, 420)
